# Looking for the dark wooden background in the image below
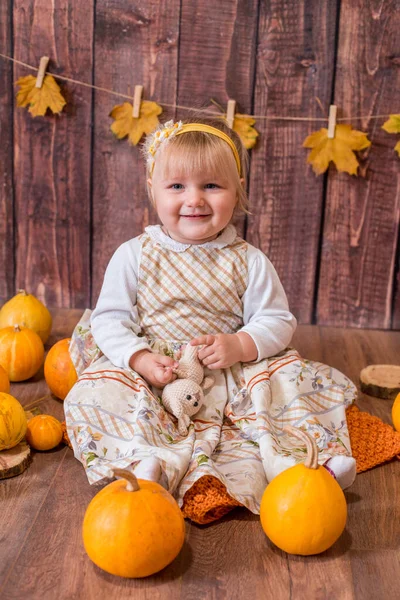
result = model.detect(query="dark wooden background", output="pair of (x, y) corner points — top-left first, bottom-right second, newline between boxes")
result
(1, 0), (399, 329)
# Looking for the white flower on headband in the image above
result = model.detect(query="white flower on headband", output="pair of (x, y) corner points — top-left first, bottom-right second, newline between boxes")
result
(143, 120), (184, 175)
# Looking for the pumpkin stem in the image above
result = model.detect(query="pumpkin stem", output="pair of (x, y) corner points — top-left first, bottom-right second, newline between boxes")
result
(112, 468), (140, 492)
(17, 289), (28, 296)
(13, 324), (21, 332)
(283, 425), (319, 469)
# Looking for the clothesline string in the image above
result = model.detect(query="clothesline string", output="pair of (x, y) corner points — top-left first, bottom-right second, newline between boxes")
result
(0, 52), (394, 122)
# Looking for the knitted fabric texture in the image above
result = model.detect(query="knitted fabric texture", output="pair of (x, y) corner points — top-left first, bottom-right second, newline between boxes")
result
(181, 475), (242, 524)
(345, 404), (400, 473)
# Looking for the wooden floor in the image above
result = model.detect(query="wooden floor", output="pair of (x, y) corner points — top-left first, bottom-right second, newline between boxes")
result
(1, 309), (399, 600)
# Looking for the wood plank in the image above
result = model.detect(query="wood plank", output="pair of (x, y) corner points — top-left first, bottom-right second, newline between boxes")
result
(247, 0), (339, 323)
(0, 1), (14, 305)
(318, 326), (400, 599)
(12, 0), (93, 308)
(0, 308), (81, 587)
(317, 1), (400, 328)
(176, 0), (259, 238)
(91, 0), (180, 305)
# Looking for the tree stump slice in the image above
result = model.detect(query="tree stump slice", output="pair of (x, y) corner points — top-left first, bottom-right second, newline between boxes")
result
(0, 442), (32, 479)
(360, 364), (400, 400)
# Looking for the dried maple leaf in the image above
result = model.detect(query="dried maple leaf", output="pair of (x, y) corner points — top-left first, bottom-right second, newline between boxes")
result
(110, 101), (163, 145)
(303, 124), (371, 175)
(382, 114), (400, 156)
(16, 74), (66, 116)
(232, 114), (259, 149)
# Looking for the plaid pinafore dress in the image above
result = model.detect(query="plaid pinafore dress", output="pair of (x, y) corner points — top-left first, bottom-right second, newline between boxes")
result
(64, 226), (357, 523)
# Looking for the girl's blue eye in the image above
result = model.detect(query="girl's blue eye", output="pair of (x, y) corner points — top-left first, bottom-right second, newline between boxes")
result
(171, 184), (183, 190)
(205, 183), (219, 189)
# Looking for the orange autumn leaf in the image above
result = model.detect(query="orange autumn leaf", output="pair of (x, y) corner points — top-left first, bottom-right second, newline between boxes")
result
(110, 101), (163, 145)
(232, 114), (259, 149)
(303, 124), (371, 175)
(16, 74), (66, 117)
(382, 114), (400, 156)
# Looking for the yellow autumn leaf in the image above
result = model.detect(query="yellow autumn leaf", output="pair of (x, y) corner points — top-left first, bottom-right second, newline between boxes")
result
(110, 101), (163, 145)
(382, 114), (400, 134)
(16, 74), (66, 117)
(232, 114), (259, 149)
(382, 115), (400, 156)
(303, 124), (371, 175)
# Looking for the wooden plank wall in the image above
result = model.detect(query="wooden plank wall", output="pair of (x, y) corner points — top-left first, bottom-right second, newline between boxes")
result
(0, 0), (399, 330)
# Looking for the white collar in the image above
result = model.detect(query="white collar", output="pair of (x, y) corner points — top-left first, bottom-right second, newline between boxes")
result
(144, 224), (238, 252)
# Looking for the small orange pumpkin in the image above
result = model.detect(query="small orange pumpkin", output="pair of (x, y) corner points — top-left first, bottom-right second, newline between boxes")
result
(260, 425), (347, 556)
(0, 364), (10, 393)
(0, 392), (27, 450)
(392, 392), (400, 432)
(0, 290), (52, 343)
(0, 325), (44, 382)
(44, 338), (78, 400)
(25, 414), (63, 451)
(82, 469), (185, 578)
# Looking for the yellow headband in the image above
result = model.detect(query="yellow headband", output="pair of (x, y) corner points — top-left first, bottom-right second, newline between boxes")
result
(146, 120), (241, 177)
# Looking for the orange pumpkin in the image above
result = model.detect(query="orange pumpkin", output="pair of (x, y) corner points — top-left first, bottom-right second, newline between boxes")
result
(82, 469), (185, 578)
(0, 392), (27, 450)
(260, 425), (347, 556)
(392, 392), (400, 432)
(25, 414), (63, 451)
(44, 338), (77, 400)
(0, 325), (44, 382)
(0, 290), (52, 343)
(0, 364), (10, 393)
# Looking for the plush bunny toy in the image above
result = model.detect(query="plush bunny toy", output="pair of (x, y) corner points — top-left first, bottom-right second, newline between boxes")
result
(162, 343), (214, 436)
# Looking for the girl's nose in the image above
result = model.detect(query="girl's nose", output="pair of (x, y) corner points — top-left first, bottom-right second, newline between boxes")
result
(185, 190), (205, 206)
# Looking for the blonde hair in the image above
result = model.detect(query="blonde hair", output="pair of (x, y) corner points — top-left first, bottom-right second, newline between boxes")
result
(141, 112), (251, 215)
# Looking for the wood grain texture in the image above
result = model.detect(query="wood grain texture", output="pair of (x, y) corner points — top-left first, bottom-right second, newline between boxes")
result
(12, 0), (93, 308)
(247, 0), (339, 324)
(3, 0), (400, 321)
(1, 309), (400, 599)
(91, 0), (180, 305)
(0, 0), (14, 305)
(316, 0), (400, 328)
(176, 0), (259, 238)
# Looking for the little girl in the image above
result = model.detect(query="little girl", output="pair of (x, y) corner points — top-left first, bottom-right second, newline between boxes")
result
(64, 115), (356, 524)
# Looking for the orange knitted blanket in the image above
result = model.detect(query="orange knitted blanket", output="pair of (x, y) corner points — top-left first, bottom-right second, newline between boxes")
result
(62, 405), (400, 525)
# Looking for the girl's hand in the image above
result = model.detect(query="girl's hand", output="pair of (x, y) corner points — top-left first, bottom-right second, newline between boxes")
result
(190, 333), (242, 369)
(129, 350), (179, 389)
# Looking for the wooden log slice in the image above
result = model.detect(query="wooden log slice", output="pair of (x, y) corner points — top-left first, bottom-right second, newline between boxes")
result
(0, 442), (32, 479)
(360, 365), (400, 400)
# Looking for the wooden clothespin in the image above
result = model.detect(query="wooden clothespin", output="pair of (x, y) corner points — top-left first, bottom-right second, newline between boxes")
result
(226, 99), (236, 129)
(35, 56), (50, 89)
(327, 105), (337, 139)
(132, 85), (143, 118)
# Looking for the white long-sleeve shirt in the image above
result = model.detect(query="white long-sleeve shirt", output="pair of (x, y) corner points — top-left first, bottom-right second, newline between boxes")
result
(90, 225), (297, 369)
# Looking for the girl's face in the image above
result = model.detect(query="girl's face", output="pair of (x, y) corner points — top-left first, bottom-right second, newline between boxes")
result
(148, 159), (241, 245)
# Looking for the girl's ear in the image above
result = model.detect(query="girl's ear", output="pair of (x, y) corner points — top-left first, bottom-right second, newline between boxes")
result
(240, 177), (245, 187)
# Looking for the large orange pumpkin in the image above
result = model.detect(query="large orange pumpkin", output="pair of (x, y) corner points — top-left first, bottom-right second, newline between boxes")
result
(0, 364), (10, 393)
(82, 469), (185, 578)
(0, 325), (44, 382)
(25, 414), (63, 451)
(0, 290), (52, 343)
(44, 338), (77, 400)
(260, 425), (347, 556)
(0, 392), (27, 450)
